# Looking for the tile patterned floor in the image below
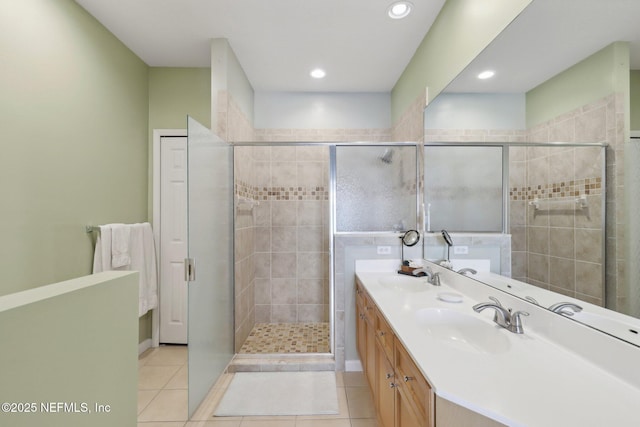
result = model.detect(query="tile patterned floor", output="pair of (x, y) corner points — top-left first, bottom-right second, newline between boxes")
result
(138, 345), (377, 427)
(239, 323), (330, 354)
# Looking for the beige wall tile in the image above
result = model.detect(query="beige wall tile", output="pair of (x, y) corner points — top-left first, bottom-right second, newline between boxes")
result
(298, 279), (324, 304)
(549, 227), (574, 259)
(527, 226), (549, 255)
(576, 261), (603, 298)
(575, 228), (603, 263)
(272, 227), (298, 252)
(549, 257), (576, 292)
(272, 253), (297, 278)
(272, 278), (297, 304)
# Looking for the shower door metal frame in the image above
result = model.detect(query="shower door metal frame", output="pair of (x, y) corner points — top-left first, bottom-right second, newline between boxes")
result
(331, 142), (425, 237)
(425, 140), (608, 304)
(232, 140), (424, 359)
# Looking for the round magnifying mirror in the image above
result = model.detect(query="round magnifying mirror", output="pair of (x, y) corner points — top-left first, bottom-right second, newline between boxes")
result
(401, 230), (420, 247)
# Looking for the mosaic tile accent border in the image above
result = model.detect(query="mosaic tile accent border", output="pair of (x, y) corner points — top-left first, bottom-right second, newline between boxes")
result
(240, 322), (330, 354)
(235, 182), (329, 201)
(510, 177), (602, 201)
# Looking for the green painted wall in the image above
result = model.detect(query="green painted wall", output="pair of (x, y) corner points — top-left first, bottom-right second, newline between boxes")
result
(391, 0), (532, 123)
(0, 271), (139, 427)
(526, 42), (630, 127)
(631, 70), (640, 130)
(148, 67), (211, 131)
(0, 0), (149, 296)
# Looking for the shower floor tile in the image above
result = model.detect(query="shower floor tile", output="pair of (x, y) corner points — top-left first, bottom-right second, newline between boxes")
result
(240, 322), (330, 354)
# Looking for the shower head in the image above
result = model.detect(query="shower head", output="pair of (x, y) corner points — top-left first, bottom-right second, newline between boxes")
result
(379, 148), (394, 164)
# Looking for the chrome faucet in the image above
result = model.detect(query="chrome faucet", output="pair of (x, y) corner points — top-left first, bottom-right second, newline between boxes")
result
(473, 296), (529, 334)
(424, 267), (440, 286)
(457, 267), (477, 275)
(418, 267), (441, 286)
(549, 302), (583, 316)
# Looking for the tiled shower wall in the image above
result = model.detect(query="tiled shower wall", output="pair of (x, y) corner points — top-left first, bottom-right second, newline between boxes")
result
(510, 145), (605, 305)
(423, 93), (625, 310)
(234, 145), (257, 352)
(392, 92), (426, 143)
(228, 89), (394, 352)
(251, 145), (331, 325)
(511, 93), (625, 308)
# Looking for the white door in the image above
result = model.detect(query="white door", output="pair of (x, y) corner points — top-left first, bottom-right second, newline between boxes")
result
(159, 136), (188, 344)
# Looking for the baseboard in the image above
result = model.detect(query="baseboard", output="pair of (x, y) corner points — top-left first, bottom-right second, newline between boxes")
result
(138, 338), (152, 355)
(345, 359), (363, 372)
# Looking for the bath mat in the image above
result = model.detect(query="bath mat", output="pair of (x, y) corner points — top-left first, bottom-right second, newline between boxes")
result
(214, 371), (339, 416)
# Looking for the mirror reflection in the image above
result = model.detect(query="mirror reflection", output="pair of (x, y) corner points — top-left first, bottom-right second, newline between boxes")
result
(422, 0), (640, 345)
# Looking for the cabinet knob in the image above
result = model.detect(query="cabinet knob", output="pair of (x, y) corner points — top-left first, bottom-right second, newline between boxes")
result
(386, 373), (393, 379)
(389, 382), (397, 388)
(379, 331), (386, 336)
(404, 376), (414, 382)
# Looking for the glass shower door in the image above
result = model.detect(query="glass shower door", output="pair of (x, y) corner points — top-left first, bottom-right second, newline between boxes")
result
(186, 116), (234, 417)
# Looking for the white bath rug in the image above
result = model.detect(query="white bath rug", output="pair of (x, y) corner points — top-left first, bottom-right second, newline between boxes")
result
(214, 371), (339, 416)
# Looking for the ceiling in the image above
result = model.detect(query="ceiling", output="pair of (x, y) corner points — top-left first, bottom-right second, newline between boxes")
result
(447, 0), (640, 93)
(75, 0), (640, 95)
(75, 0), (446, 92)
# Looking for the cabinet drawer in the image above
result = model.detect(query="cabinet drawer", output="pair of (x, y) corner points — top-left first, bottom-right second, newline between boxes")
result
(375, 310), (395, 363)
(394, 338), (432, 421)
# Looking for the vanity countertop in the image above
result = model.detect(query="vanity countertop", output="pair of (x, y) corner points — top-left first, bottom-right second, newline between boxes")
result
(355, 262), (640, 427)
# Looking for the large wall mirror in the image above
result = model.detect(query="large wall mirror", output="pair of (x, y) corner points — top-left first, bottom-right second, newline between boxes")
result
(423, 0), (640, 346)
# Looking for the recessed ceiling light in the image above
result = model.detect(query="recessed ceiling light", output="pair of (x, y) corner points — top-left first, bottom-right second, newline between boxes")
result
(478, 70), (495, 80)
(310, 68), (326, 79)
(388, 1), (413, 19)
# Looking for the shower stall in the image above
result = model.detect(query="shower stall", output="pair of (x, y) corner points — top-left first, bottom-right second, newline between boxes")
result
(231, 143), (418, 359)
(233, 144), (331, 355)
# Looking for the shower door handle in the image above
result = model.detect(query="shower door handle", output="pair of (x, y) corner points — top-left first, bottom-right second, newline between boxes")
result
(184, 258), (196, 282)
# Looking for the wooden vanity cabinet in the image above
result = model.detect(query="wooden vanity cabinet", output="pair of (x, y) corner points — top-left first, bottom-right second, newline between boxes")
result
(356, 277), (508, 427)
(356, 278), (433, 427)
(356, 282), (376, 391)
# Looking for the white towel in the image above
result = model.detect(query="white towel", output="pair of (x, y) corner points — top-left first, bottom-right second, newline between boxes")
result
(130, 223), (158, 316)
(111, 224), (131, 268)
(92, 222), (158, 316)
(92, 224), (113, 273)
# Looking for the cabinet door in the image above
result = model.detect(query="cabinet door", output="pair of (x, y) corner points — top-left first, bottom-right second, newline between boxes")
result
(356, 294), (366, 364)
(364, 307), (376, 391)
(395, 338), (432, 427)
(376, 341), (395, 427)
(396, 387), (426, 427)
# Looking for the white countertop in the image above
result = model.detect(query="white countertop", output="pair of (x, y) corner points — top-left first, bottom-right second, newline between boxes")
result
(356, 261), (640, 427)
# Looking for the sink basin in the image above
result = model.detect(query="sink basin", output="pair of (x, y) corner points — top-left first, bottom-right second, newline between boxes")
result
(415, 308), (511, 354)
(378, 275), (429, 293)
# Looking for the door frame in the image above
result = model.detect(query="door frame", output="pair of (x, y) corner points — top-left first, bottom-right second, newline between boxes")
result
(152, 128), (187, 347)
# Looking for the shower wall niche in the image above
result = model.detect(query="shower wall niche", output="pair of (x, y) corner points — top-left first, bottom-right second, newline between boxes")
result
(234, 144), (330, 352)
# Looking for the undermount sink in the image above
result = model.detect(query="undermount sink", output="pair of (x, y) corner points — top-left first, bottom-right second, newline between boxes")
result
(378, 275), (429, 293)
(415, 308), (511, 354)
